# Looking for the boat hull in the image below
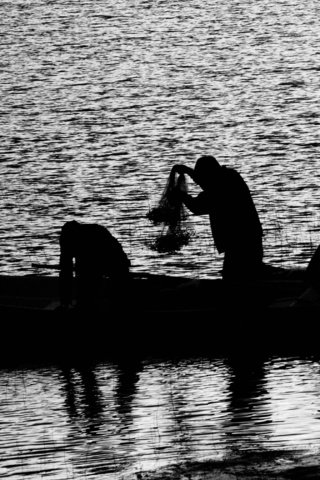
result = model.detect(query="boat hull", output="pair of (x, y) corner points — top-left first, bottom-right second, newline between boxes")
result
(0, 271), (318, 365)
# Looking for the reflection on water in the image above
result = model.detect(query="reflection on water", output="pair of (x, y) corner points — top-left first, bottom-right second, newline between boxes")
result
(1, 356), (320, 479)
(57, 360), (144, 477)
(60, 365), (105, 435)
(224, 355), (272, 454)
(115, 358), (142, 418)
(267, 358), (320, 450)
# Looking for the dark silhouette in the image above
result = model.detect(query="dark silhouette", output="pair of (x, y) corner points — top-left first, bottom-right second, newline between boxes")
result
(60, 364), (105, 435)
(291, 245), (320, 306)
(59, 220), (131, 308)
(304, 244), (320, 292)
(171, 155), (265, 280)
(224, 355), (272, 457)
(115, 358), (142, 418)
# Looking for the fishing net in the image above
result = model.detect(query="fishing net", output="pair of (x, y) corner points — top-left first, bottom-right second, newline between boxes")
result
(146, 169), (194, 253)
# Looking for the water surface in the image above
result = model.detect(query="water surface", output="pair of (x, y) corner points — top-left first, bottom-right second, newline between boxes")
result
(1, 356), (320, 479)
(1, 3), (320, 478)
(1, 0), (320, 278)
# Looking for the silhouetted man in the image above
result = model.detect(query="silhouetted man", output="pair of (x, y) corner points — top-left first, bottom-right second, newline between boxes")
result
(172, 155), (264, 280)
(59, 220), (130, 308)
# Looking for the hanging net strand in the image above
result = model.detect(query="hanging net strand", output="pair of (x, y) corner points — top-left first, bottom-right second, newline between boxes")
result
(146, 169), (194, 253)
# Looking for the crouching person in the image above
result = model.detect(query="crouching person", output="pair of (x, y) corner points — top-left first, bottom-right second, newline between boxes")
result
(59, 220), (131, 310)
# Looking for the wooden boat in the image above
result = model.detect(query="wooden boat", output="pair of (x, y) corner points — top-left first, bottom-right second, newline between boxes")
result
(0, 269), (319, 366)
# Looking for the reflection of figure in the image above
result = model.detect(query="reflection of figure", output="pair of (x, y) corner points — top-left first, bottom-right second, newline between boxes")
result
(115, 359), (142, 418)
(227, 356), (267, 414)
(171, 156), (264, 280)
(59, 220), (131, 308)
(61, 365), (104, 435)
(225, 355), (271, 450)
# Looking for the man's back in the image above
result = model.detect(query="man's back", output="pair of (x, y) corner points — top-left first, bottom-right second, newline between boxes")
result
(59, 221), (130, 307)
(63, 223), (129, 273)
(200, 167), (263, 253)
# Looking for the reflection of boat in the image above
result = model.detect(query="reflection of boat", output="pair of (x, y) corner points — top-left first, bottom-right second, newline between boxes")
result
(0, 270), (318, 365)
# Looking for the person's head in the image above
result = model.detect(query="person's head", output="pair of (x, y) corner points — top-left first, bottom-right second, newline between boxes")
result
(60, 220), (81, 244)
(194, 155), (221, 188)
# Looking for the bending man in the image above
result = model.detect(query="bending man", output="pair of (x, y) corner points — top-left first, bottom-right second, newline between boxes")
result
(59, 220), (131, 308)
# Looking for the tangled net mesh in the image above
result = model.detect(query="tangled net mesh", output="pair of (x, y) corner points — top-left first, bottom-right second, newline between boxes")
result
(146, 169), (194, 253)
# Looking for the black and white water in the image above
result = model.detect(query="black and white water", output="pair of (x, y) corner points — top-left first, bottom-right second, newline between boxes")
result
(1, 356), (320, 479)
(1, 0), (320, 278)
(1, 0), (320, 478)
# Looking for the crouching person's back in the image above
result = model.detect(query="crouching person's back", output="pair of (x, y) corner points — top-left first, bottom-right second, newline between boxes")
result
(59, 220), (131, 310)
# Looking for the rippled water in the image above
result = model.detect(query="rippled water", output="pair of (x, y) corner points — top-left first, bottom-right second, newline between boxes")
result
(1, 356), (320, 479)
(2, 2), (320, 478)
(1, 0), (320, 278)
